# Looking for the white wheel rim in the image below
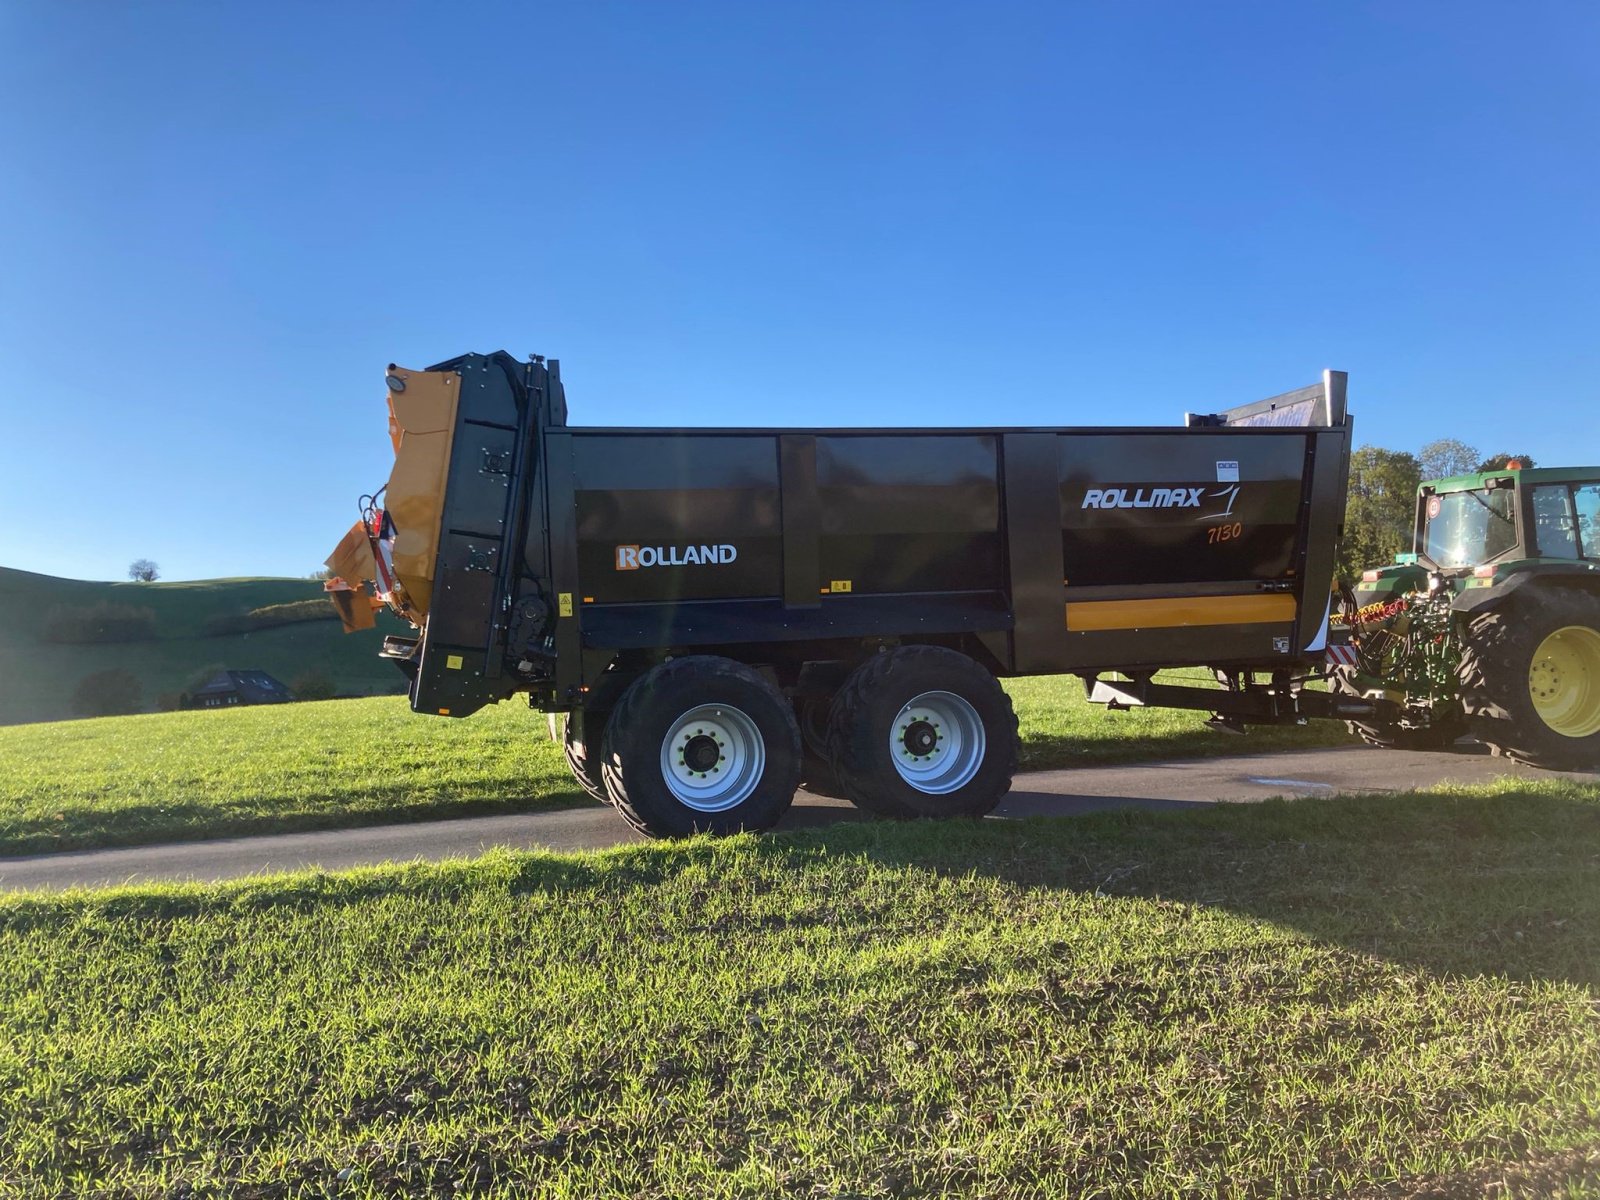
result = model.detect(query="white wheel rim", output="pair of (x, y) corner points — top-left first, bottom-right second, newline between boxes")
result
(659, 704), (765, 812)
(888, 690), (985, 794)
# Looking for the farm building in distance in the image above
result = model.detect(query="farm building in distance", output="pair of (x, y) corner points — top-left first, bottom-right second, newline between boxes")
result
(186, 670), (295, 709)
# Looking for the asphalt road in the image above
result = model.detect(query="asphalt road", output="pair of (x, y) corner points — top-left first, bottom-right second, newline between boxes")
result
(2, 742), (1592, 892)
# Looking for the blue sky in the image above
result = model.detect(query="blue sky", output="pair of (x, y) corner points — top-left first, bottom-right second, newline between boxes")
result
(1, 2), (1595, 581)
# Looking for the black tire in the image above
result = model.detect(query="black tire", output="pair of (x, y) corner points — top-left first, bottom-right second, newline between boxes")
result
(795, 695), (846, 798)
(561, 712), (609, 802)
(600, 656), (802, 838)
(1460, 587), (1600, 770)
(1329, 667), (1463, 751)
(825, 646), (1018, 819)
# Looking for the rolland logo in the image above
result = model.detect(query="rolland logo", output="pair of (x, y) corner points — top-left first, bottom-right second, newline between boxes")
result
(615, 543), (738, 570)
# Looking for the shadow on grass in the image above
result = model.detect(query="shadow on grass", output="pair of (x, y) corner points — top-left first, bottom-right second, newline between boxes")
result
(0, 788), (601, 858)
(756, 785), (1600, 988)
(9, 783), (1597, 991)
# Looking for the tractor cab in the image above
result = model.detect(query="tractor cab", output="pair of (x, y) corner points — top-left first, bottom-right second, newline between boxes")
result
(1420, 465), (1600, 581)
(1358, 465), (1600, 601)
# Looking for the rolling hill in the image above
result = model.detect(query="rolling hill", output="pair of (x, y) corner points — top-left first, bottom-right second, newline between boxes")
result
(0, 566), (409, 725)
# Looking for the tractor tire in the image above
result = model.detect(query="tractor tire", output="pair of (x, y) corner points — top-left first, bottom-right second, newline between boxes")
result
(1459, 588), (1600, 770)
(561, 713), (609, 802)
(794, 695), (846, 799)
(1328, 667), (1463, 751)
(826, 645), (1018, 820)
(600, 656), (801, 838)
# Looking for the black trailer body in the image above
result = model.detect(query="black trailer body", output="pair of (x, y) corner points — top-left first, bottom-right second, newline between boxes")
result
(335, 351), (1356, 836)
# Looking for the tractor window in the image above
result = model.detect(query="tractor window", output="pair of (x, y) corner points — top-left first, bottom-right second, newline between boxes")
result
(1572, 485), (1600, 558)
(1423, 488), (1517, 568)
(1532, 485), (1579, 559)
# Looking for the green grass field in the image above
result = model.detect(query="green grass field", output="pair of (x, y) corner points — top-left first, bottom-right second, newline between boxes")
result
(3, 781), (1596, 1197)
(0, 565), (408, 726)
(0, 676), (1349, 856)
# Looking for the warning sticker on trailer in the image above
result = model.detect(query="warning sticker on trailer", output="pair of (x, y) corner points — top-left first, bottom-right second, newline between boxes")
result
(1216, 460), (1240, 483)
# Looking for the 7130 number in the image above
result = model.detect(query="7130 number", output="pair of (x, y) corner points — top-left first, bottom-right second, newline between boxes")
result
(1207, 522), (1244, 544)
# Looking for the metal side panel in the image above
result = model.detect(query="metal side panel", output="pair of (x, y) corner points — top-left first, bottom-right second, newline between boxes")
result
(579, 592), (1011, 651)
(1065, 621), (1299, 669)
(410, 356), (524, 716)
(780, 435), (821, 608)
(1002, 433), (1068, 674)
(1063, 589), (1300, 668)
(543, 430), (583, 699)
(1294, 425), (1354, 652)
(813, 434), (1002, 596)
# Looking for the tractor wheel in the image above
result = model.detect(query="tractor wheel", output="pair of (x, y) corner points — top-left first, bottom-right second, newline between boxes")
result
(1328, 667), (1463, 751)
(794, 694), (846, 799)
(600, 656), (801, 838)
(1459, 588), (1600, 770)
(826, 646), (1018, 820)
(561, 712), (609, 802)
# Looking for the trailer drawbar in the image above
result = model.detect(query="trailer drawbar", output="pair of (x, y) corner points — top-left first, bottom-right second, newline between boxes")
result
(326, 353), (1374, 838)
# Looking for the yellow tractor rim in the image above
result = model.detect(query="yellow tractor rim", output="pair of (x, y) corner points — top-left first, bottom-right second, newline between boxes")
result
(1528, 624), (1600, 738)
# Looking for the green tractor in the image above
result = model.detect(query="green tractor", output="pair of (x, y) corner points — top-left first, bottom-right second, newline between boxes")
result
(1333, 464), (1600, 769)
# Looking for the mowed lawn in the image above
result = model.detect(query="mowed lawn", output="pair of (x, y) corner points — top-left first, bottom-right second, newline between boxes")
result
(0, 675), (1349, 856)
(2, 783), (1597, 1197)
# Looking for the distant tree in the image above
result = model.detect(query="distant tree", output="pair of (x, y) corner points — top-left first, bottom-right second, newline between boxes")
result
(1338, 445), (1423, 582)
(128, 559), (160, 582)
(1477, 452), (1537, 471)
(72, 669), (144, 718)
(1419, 438), (1480, 481)
(307, 567), (333, 580)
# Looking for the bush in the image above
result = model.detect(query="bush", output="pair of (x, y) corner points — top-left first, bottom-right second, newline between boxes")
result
(291, 670), (338, 702)
(203, 599), (338, 637)
(251, 599), (338, 624)
(43, 602), (158, 644)
(71, 670), (144, 718)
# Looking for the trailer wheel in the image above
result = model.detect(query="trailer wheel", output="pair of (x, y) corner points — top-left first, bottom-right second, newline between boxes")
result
(561, 713), (609, 802)
(795, 695), (846, 798)
(1460, 588), (1600, 770)
(600, 657), (802, 837)
(826, 646), (1018, 819)
(1328, 668), (1463, 751)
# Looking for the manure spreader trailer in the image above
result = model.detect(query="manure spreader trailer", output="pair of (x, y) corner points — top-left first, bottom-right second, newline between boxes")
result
(326, 352), (1371, 838)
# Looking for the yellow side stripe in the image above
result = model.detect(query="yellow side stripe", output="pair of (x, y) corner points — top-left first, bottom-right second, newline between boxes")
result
(1066, 593), (1297, 632)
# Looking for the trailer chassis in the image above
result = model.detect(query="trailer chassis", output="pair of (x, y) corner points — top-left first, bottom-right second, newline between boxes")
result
(1085, 670), (1386, 729)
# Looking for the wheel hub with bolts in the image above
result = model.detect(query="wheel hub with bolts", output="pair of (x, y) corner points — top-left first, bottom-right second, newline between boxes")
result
(1528, 624), (1600, 738)
(660, 704), (765, 812)
(889, 690), (986, 795)
(902, 720), (939, 756)
(681, 733), (722, 773)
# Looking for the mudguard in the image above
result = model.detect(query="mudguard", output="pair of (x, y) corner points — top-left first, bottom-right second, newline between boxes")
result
(1452, 563), (1600, 615)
